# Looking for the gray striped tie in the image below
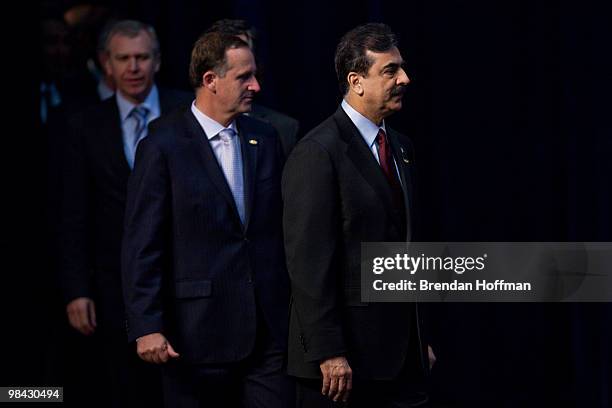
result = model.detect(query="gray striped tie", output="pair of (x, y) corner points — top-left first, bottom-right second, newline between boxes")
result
(218, 128), (245, 224)
(127, 106), (150, 169)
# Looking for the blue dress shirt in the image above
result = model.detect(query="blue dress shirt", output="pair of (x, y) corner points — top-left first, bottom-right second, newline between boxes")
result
(340, 99), (401, 180)
(116, 85), (160, 168)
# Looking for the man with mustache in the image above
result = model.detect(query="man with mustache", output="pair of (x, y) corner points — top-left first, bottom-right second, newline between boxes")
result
(282, 23), (433, 407)
(121, 31), (292, 407)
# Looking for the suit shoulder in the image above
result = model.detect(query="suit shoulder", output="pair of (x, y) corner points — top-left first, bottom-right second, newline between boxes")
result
(149, 106), (187, 132)
(251, 104), (299, 128)
(286, 116), (340, 164)
(146, 107), (188, 148)
(299, 115), (341, 151)
(239, 114), (278, 140)
(68, 97), (116, 128)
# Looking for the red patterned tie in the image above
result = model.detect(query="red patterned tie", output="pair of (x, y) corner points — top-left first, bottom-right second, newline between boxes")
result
(376, 129), (405, 213)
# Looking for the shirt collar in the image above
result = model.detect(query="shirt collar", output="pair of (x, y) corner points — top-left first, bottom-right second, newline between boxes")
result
(341, 99), (386, 148)
(190, 101), (237, 140)
(116, 84), (160, 122)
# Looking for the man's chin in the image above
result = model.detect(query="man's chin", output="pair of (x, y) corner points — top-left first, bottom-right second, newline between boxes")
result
(239, 101), (254, 112)
(388, 101), (403, 112)
(120, 84), (152, 102)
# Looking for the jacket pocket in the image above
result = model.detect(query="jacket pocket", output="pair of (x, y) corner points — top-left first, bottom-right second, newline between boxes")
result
(174, 280), (212, 299)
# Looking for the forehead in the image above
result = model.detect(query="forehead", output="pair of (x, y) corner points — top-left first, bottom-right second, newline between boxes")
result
(365, 47), (403, 69)
(108, 31), (154, 54)
(224, 46), (256, 70)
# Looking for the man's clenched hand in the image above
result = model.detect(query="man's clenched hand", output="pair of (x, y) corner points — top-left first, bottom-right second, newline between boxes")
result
(66, 297), (96, 335)
(320, 356), (352, 403)
(136, 332), (180, 364)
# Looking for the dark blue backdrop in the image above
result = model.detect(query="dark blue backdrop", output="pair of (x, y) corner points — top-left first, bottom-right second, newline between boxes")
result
(16, 0), (611, 406)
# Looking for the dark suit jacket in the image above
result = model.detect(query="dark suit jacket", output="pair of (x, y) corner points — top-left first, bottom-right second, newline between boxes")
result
(282, 107), (427, 380)
(250, 103), (299, 159)
(60, 88), (192, 330)
(121, 108), (290, 364)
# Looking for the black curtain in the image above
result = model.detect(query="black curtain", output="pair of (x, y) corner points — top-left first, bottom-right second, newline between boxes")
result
(24, 0), (611, 406)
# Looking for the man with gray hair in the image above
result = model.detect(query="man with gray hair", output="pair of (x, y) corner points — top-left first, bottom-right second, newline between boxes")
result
(60, 19), (191, 406)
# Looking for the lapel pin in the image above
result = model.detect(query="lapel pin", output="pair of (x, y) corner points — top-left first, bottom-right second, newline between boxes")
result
(400, 147), (411, 164)
(248, 139), (258, 145)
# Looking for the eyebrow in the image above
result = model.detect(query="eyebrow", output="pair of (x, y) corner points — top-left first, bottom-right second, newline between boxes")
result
(235, 67), (256, 78)
(115, 52), (152, 58)
(381, 62), (402, 71)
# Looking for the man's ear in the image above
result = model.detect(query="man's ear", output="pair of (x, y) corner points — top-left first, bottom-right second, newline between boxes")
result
(103, 52), (113, 77)
(154, 53), (161, 73)
(347, 72), (364, 96)
(203, 70), (217, 92)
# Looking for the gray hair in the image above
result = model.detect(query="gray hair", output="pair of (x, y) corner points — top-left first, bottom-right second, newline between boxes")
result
(104, 20), (160, 56)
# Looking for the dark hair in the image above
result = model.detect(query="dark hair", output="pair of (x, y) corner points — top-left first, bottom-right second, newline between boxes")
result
(205, 19), (255, 49)
(104, 20), (160, 56)
(334, 23), (398, 95)
(189, 31), (249, 88)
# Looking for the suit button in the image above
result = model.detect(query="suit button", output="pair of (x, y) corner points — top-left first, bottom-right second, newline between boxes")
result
(244, 237), (250, 242)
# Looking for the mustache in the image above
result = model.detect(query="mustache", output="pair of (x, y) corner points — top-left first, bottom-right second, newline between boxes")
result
(390, 86), (407, 97)
(242, 92), (256, 99)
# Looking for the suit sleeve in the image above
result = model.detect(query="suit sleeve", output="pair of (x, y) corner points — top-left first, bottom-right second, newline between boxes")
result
(121, 135), (170, 342)
(282, 140), (346, 362)
(284, 118), (300, 158)
(59, 115), (93, 303)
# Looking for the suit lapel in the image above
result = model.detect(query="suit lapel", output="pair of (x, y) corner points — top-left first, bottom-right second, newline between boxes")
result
(103, 99), (132, 182)
(236, 116), (258, 231)
(333, 107), (397, 221)
(387, 128), (413, 240)
(183, 109), (244, 229)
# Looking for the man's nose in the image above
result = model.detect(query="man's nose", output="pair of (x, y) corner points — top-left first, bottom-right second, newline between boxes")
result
(249, 77), (261, 93)
(397, 68), (410, 86)
(128, 57), (139, 72)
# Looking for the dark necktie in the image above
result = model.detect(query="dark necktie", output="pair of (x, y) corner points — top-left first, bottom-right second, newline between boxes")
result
(376, 129), (406, 214)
